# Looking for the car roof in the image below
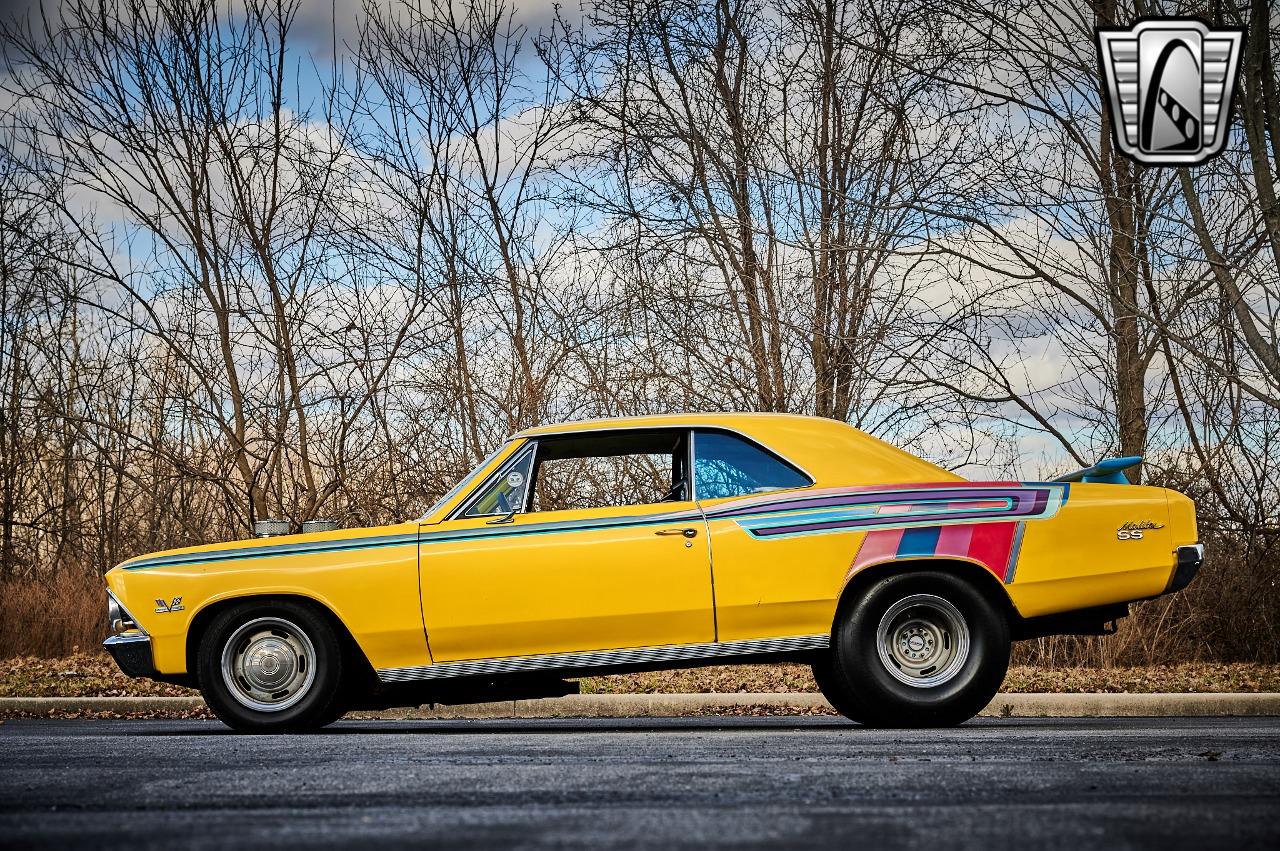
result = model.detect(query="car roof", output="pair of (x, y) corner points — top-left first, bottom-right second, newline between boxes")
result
(513, 412), (961, 487)
(513, 412), (822, 438)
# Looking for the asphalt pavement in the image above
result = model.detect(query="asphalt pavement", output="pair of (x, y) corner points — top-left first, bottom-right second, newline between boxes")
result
(1, 716), (1277, 849)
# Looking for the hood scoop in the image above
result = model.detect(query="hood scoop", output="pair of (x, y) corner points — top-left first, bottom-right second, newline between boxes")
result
(253, 518), (340, 537)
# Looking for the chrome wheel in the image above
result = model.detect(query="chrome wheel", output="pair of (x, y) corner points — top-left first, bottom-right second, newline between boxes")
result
(875, 593), (970, 688)
(220, 617), (317, 712)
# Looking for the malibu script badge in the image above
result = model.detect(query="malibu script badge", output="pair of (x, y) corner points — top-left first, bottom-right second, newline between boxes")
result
(1117, 521), (1164, 541)
(1096, 18), (1244, 166)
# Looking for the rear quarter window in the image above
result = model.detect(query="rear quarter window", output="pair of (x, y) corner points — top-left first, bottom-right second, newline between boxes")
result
(693, 430), (811, 500)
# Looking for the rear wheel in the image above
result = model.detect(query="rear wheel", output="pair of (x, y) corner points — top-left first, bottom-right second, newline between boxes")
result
(823, 571), (1009, 727)
(810, 655), (866, 722)
(197, 599), (345, 733)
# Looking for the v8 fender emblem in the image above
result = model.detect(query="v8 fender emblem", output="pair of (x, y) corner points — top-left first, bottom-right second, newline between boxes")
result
(154, 596), (184, 613)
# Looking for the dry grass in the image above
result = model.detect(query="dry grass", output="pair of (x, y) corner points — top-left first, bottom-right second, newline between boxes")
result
(0, 654), (196, 697)
(0, 572), (106, 658)
(2, 654), (1277, 699)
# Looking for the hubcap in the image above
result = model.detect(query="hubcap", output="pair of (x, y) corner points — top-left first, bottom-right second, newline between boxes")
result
(221, 617), (316, 712)
(875, 594), (970, 688)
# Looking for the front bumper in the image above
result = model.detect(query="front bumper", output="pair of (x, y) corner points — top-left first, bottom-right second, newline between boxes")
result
(103, 632), (158, 678)
(1166, 543), (1204, 594)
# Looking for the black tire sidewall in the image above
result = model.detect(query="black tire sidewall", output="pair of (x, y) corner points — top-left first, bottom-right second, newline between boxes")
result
(811, 655), (867, 722)
(833, 571), (1009, 726)
(197, 599), (344, 733)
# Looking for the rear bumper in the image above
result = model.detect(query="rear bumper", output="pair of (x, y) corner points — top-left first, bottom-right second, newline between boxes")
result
(1166, 543), (1204, 595)
(103, 633), (158, 678)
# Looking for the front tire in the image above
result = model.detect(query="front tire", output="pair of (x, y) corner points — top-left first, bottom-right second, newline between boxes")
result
(197, 599), (345, 733)
(823, 571), (1010, 727)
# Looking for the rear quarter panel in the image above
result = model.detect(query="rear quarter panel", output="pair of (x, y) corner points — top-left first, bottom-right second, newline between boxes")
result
(1007, 484), (1177, 617)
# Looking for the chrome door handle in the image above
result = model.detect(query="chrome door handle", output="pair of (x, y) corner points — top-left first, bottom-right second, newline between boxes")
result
(655, 528), (697, 538)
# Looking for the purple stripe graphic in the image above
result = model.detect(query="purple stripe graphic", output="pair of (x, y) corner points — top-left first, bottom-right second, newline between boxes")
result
(708, 487), (1045, 520)
(732, 486), (1061, 538)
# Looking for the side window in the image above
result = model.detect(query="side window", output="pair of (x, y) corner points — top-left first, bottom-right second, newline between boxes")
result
(463, 447), (534, 517)
(530, 430), (689, 512)
(693, 431), (810, 500)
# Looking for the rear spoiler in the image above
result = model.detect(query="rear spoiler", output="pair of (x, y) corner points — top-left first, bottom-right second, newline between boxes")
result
(1051, 456), (1142, 484)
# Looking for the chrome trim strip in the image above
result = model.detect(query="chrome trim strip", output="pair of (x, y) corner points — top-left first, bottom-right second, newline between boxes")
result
(377, 634), (829, 684)
(103, 632), (151, 647)
(1004, 520), (1027, 584)
(446, 443), (536, 521)
(119, 532), (419, 571)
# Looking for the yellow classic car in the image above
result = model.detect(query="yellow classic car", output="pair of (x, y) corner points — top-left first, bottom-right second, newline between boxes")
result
(102, 413), (1202, 731)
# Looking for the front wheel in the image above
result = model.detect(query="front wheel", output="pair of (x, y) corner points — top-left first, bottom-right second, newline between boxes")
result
(197, 599), (345, 733)
(822, 571), (1010, 727)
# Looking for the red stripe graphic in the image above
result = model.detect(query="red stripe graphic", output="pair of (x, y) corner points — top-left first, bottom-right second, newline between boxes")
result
(850, 521), (1020, 581)
(967, 522), (1018, 577)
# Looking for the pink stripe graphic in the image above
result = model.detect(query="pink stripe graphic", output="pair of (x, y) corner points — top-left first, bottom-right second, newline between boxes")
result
(935, 523), (975, 558)
(852, 527), (905, 568)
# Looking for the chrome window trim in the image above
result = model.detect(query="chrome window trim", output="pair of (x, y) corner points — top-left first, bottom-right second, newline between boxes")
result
(509, 425), (816, 493)
(377, 633), (829, 683)
(422, 423), (814, 525)
(441, 423), (814, 524)
(416, 441), (514, 522)
(453, 428), (699, 520)
(448, 442), (537, 521)
(688, 426), (816, 501)
(687, 428), (698, 502)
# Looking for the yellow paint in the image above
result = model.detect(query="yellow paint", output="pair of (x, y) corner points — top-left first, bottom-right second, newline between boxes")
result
(106, 523), (427, 674)
(701, 513), (857, 642)
(417, 504), (714, 661)
(102, 413), (1200, 678)
(1007, 485), (1177, 616)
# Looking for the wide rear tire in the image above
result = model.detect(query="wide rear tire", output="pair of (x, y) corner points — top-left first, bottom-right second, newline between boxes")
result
(197, 599), (345, 733)
(820, 571), (1010, 727)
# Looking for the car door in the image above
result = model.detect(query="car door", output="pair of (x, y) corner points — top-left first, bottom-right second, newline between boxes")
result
(417, 429), (715, 663)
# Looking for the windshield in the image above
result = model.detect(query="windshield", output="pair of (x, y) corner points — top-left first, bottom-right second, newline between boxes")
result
(417, 442), (511, 521)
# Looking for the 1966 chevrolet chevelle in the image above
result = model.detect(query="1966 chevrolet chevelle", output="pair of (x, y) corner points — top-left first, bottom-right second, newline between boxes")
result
(102, 413), (1202, 731)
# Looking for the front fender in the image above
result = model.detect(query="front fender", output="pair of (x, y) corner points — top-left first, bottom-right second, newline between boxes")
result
(104, 533), (429, 675)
